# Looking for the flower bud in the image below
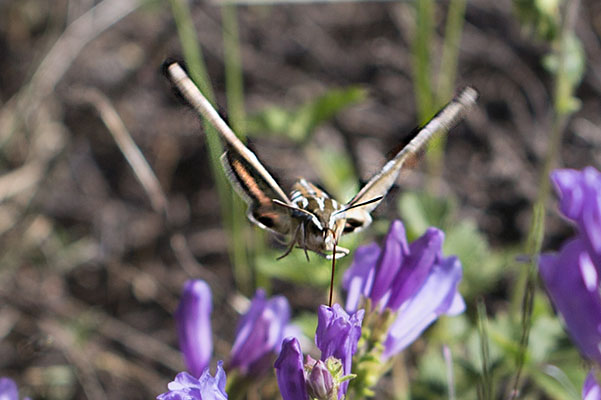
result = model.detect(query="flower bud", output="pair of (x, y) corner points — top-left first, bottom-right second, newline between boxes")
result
(305, 357), (335, 400)
(175, 280), (213, 378)
(230, 289), (292, 376)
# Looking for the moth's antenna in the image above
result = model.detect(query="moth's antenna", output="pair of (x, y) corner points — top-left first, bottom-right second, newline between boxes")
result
(333, 196), (384, 216)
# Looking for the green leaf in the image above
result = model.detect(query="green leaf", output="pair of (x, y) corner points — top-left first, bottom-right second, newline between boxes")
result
(305, 144), (359, 202)
(292, 312), (318, 340)
(444, 220), (507, 299)
(542, 34), (585, 87)
(528, 315), (564, 363)
(246, 87), (367, 142)
(255, 250), (332, 286)
(529, 365), (581, 400)
(397, 191), (456, 239)
(512, 0), (561, 40)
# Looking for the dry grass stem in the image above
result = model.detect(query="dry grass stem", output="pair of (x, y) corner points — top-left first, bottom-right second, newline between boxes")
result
(75, 87), (168, 215)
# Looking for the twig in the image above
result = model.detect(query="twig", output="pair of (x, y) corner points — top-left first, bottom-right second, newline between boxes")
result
(73, 87), (168, 215)
(0, 161), (44, 203)
(39, 318), (107, 400)
(0, 275), (184, 372)
(0, 0), (143, 144)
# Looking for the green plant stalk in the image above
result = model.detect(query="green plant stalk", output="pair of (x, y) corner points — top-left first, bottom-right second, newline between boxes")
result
(222, 5), (246, 136)
(476, 299), (492, 400)
(510, 0), (581, 396)
(412, 0), (435, 126)
(221, 4), (256, 295)
(509, 0), (579, 341)
(412, 0), (437, 191)
(224, 370), (253, 400)
(429, 0), (468, 180)
(168, 0), (236, 272)
(436, 0), (467, 104)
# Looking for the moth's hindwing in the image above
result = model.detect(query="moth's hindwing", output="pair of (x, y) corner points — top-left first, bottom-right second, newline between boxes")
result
(221, 149), (292, 235)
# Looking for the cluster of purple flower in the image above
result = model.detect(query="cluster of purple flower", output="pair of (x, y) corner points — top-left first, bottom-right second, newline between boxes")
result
(538, 167), (601, 399)
(158, 219), (466, 399)
(0, 377), (29, 400)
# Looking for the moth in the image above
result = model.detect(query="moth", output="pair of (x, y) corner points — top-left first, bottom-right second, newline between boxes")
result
(166, 62), (477, 262)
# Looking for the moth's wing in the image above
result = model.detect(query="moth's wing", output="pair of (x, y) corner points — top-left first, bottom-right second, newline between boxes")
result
(343, 87), (478, 233)
(166, 63), (295, 234)
(221, 149), (293, 235)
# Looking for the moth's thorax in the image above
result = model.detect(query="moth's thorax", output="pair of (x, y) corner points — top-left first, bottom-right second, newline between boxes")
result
(290, 179), (346, 252)
(291, 179), (345, 226)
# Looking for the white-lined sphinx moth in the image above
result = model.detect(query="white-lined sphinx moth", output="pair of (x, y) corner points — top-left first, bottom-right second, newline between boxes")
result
(166, 62), (477, 262)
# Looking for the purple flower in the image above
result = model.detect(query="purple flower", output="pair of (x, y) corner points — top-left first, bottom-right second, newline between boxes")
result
(583, 371), (600, 400)
(383, 256), (465, 358)
(315, 304), (364, 396)
(540, 167), (601, 399)
(157, 361), (228, 400)
(344, 221), (447, 312)
(274, 338), (309, 400)
(229, 289), (292, 376)
(552, 167), (601, 271)
(275, 338), (346, 400)
(0, 377), (30, 400)
(343, 220), (465, 357)
(539, 238), (601, 365)
(0, 378), (19, 400)
(176, 280), (213, 378)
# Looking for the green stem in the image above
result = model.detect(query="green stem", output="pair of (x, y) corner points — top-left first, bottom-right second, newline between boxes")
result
(168, 0), (235, 270)
(509, 0), (581, 397)
(221, 4), (255, 295)
(476, 299), (492, 400)
(412, 0), (434, 125)
(436, 0), (467, 104)
(429, 0), (467, 184)
(411, 0), (438, 192)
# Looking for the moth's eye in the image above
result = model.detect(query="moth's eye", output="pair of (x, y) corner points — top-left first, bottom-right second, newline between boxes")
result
(344, 219), (364, 233)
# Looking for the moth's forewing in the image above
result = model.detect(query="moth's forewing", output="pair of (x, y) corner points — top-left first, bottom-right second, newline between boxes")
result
(167, 62), (295, 234)
(221, 149), (292, 235)
(342, 87), (478, 234)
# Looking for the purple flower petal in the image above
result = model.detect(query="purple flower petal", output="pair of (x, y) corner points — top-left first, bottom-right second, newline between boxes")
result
(370, 220), (409, 305)
(274, 337), (309, 400)
(583, 370), (601, 400)
(230, 290), (291, 375)
(176, 280), (213, 378)
(552, 169), (586, 221)
(342, 243), (380, 313)
(446, 291), (467, 316)
(383, 256), (464, 359)
(0, 378), (19, 400)
(552, 167), (601, 269)
(157, 361), (228, 400)
(385, 228), (443, 311)
(315, 304), (364, 396)
(539, 238), (601, 366)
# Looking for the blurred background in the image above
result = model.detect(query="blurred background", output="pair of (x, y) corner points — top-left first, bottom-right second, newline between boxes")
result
(0, 0), (599, 398)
